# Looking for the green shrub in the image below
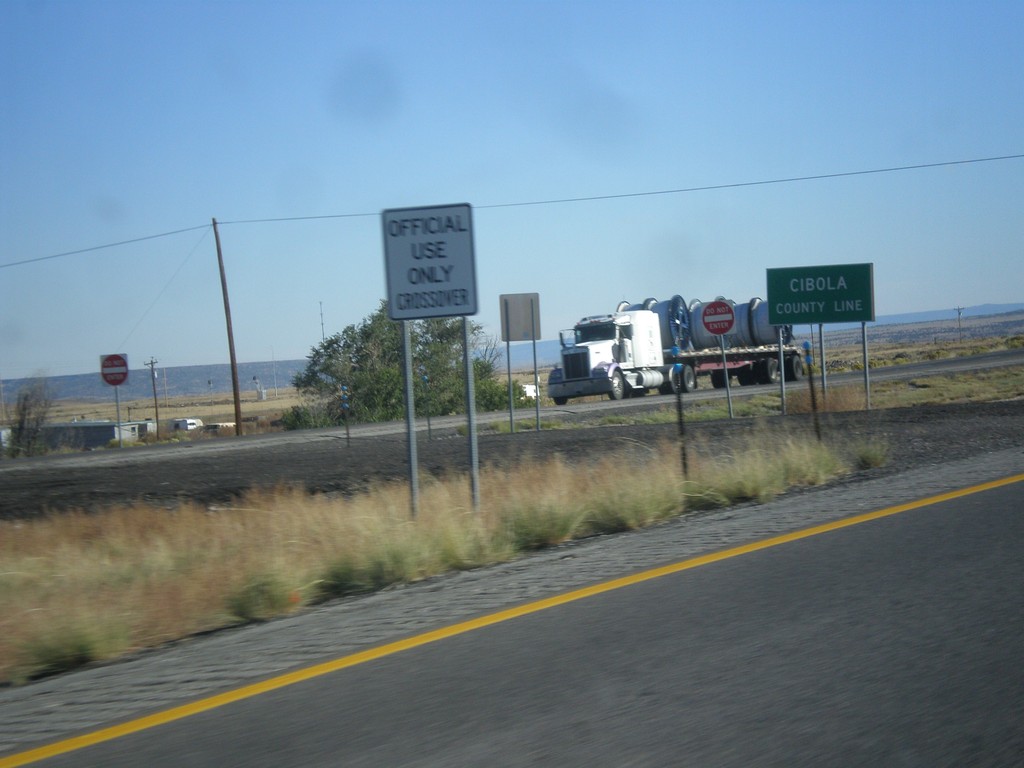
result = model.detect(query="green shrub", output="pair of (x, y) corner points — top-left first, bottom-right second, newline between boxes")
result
(227, 574), (291, 621)
(281, 404), (338, 430)
(19, 620), (127, 682)
(851, 439), (890, 469)
(319, 558), (368, 598)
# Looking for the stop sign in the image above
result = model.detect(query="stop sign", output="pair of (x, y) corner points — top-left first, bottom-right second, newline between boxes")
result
(100, 354), (129, 386)
(701, 301), (735, 336)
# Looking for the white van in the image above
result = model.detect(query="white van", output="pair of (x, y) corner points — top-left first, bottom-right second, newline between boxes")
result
(172, 418), (205, 431)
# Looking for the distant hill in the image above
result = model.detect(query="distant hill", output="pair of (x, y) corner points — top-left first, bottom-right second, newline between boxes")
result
(2, 360), (308, 402)
(822, 303), (1024, 331)
(4, 303), (1022, 399)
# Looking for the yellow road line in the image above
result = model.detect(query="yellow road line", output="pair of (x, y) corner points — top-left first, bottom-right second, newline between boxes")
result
(3, 472), (1022, 767)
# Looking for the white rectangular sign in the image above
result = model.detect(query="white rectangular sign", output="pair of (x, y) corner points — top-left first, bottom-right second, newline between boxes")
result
(382, 203), (477, 320)
(499, 293), (541, 341)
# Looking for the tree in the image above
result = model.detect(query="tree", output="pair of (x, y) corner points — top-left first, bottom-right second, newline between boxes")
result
(7, 378), (52, 458)
(286, 300), (523, 428)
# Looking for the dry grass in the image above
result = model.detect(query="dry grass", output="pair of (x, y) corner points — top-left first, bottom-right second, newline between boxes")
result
(46, 388), (303, 432)
(786, 365), (1024, 413)
(0, 432), (848, 684)
(785, 383), (869, 414)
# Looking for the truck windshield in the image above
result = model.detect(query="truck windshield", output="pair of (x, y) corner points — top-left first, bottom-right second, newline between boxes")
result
(576, 323), (615, 344)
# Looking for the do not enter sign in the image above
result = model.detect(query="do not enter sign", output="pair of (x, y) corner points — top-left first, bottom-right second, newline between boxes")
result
(701, 301), (735, 336)
(100, 354), (129, 386)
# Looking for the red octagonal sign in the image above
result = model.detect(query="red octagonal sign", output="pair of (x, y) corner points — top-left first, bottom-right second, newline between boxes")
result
(100, 353), (129, 386)
(701, 301), (735, 336)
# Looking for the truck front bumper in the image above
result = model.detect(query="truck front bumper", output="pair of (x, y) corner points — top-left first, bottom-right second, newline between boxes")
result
(547, 375), (614, 400)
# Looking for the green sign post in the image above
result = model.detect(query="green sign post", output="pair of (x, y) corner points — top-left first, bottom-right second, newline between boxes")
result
(766, 263), (874, 325)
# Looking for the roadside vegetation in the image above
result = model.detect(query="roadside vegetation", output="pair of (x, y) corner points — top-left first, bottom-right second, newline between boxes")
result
(284, 300), (528, 429)
(1, 346), (1020, 683)
(1, 430), (852, 685)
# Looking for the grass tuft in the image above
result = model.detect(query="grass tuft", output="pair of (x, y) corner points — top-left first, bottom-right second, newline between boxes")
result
(15, 615), (129, 683)
(227, 574), (293, 621)
(850, 438), (890, 469)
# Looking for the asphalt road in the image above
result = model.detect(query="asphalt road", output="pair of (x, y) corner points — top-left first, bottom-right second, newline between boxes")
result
(8, 467), (1023, 767)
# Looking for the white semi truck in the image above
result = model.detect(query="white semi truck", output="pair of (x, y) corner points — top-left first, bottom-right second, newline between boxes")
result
(547, 296), (804, 404)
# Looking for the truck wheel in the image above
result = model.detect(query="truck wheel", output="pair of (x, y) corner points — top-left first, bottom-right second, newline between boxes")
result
(785, 355), (804, 381)
(553, 396), (568, 405)
(608, 370), (625, 400)
(737, 365), (756, 386)
(710, 369), (728, 389)
(679, 364), (697, 393)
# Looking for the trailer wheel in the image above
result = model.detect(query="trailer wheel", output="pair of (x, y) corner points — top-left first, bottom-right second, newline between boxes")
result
(710, 369), (728, 389)
(608, 370), (625, 401)
(737, 365), (757, 386)
(757, 358), (780, 384)
(552, 396), (568, 405)
(785, 355), (804, 381)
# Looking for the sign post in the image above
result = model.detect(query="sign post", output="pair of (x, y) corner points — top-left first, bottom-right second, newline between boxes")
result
(382, 203), (479, 516)
(100, 354), (128, 448)
(701, 301), (735, 419)
(499, 293), (542, 433)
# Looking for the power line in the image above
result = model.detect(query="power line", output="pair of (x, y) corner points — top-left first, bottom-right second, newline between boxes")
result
(116, 227), (212, 351)
(476, 153), (1024, 209)
(217, 153), (1024, 219)
(2, 153), (1021, 268)
(218, 211), (373, 225)
(0, 224), (211, 270)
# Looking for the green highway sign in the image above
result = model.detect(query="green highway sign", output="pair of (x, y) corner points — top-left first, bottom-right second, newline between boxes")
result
(766, 263), (875, 325)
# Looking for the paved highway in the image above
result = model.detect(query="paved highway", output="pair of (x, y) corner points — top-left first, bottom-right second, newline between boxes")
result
(3, 450), (1021, 767)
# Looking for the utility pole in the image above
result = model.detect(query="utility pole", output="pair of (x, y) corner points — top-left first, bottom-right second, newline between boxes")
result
(955, 305), (964, 343)
(146, 357), (160, 438)
(320, 301), (326, 342)
(213, 218), (244, 436)
(271, 347), (279, 396)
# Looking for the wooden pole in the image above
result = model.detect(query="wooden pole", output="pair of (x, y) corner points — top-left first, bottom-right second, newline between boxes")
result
(146, 357), (160, 438)
(212, 218), (243, 436)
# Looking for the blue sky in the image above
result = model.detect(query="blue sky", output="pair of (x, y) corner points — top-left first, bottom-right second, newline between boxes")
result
(2, 0), (1022, 378)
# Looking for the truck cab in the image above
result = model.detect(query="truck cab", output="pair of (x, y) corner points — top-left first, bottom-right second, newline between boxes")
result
(547, 310), (667, 404)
